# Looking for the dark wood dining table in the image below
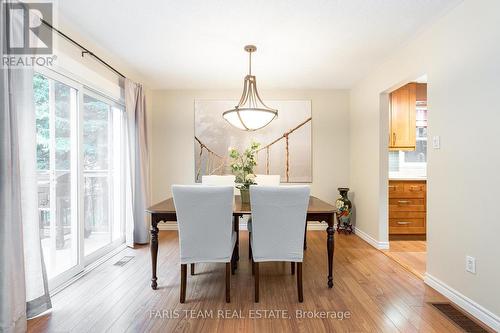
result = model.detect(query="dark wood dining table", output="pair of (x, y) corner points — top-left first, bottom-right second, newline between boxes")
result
(146, 195), (337, 289)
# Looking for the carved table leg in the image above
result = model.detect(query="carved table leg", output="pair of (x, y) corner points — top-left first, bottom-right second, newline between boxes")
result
(233, 215), (239, 263)
(326, 213), (335, 288)
(151, 215), (159, 290)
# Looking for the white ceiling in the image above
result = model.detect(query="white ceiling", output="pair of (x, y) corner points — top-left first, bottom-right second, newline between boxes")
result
(58, 0), (461, 89)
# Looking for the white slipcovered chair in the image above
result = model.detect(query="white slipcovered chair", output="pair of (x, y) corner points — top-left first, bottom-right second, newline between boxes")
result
(171, 185), (237, 303)
(255, 174), (280, 186)
(247, 174), (281, 258)
(249, 185), (310, 302)
(201, 174), (239, 262)
(201, 174), (236, 186)
(254, 175), (310, 251)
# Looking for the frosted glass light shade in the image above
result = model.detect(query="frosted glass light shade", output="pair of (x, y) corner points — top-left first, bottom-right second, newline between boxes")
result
(223, 108), (277, 131)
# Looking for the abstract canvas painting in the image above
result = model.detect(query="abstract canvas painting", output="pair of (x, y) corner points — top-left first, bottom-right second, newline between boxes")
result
(194, 100), (312, 183)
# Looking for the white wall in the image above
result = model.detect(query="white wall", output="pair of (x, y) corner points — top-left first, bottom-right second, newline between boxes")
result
(56, 15), (150, 91)
(350, 0), (500, 327)
(150, 89), (350, 207)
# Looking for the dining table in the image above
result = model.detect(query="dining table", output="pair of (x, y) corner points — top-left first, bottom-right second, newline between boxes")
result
(146, 195), (337, 290)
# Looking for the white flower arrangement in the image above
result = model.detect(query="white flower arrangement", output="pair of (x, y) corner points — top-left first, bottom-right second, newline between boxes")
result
(245, 173), (256, 182)
(228, 141), (260, 190)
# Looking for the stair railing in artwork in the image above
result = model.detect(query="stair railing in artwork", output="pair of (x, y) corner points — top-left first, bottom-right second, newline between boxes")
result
(195, 136), (226, 182)
(195, 116), (311, 183)
(257, 117), (312, 182)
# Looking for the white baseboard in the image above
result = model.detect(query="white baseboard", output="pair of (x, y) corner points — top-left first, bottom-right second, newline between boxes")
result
(354, 227), (390, 250)
(158, 221), (328, 231)
(424, 273), (500, 332)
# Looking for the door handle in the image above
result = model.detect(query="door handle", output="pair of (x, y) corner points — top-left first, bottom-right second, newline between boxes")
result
(392, 132), (396, 145)
(397, 221), (411, 225)
(397, 200), (410, 204)
(409, 186), (421, 191)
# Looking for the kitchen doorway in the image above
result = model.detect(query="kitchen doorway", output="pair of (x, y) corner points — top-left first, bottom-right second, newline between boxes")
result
(382, 75), (428, 279)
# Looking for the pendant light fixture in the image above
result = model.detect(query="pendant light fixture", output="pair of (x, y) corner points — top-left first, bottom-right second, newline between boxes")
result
(223, 45), (278, 131)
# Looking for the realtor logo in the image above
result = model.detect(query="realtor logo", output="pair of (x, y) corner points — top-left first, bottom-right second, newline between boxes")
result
(3, 1), (53, 54)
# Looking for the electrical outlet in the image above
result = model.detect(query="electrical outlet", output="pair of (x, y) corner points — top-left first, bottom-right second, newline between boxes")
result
(432, 136), (440, 149)
(466, 256), (476, 274)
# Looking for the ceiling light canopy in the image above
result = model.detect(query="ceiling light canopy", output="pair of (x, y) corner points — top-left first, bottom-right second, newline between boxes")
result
(223, 45), (277, 131)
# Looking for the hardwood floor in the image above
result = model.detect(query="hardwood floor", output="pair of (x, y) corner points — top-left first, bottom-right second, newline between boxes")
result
(383, 241), (427, 279)
(28, 231), (464, 333)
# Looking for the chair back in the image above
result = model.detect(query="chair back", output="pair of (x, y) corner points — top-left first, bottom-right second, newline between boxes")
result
(172, 185), (234, 263)
(201, 175), (235, 186)
(202, 175), (237, 194)
(255, 174), (280, 186)
(250, 185), (310, 262)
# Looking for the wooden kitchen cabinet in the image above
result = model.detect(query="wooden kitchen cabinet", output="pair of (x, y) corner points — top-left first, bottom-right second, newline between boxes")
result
(389, 83), (417, 150)
(416, 83), (427, 102)
(388, 180), (426, 235)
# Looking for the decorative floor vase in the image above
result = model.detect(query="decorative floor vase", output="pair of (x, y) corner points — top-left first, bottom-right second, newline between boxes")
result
(240, 188), (250, 204)
(336, 187), (353, 234)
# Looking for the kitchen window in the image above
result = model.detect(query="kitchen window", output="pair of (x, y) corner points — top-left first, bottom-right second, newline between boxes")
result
(389, 105), (427, 178)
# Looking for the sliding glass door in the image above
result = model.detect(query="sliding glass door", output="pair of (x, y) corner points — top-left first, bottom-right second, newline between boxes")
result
(34, 69), (125, 289)
(83, 93), (124, 261)
(35, 73), (80, 283)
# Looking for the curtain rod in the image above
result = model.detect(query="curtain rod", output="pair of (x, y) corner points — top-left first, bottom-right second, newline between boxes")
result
(41, 19), (126, 79)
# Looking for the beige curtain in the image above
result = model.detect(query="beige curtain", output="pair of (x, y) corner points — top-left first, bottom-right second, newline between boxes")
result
(124, 79), (151, 245)
(1, 2), (52, 332)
